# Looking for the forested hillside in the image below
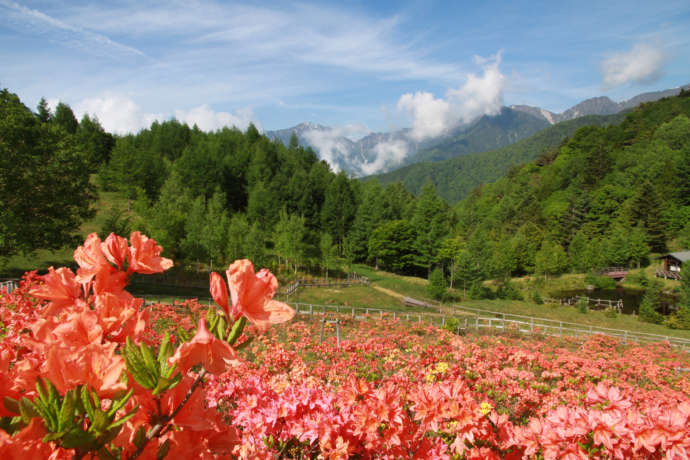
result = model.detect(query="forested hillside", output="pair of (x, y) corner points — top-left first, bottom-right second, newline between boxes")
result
(374, 112), (626, 203)
(3, 87), (690, 289)
(407, 107), (549, 164)
(95, 118), (455, 277)
(454, 91), (690, 281)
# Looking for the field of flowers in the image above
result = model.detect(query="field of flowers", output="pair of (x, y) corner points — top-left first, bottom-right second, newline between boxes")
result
(1, 232), (689, 459)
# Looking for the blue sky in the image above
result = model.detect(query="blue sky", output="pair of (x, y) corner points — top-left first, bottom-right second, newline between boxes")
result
(1, 0), (689, 137)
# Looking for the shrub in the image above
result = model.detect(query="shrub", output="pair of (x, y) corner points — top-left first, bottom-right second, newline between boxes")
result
(497, 281), (523, 300)
(604, 307), (618, 318)
(427, 268), (447, 301)
(577, 297), (588, 314)
(442, 317), (460, 334)
(638, 281), (664, 324)
(665, 304), (690, 330)
(626, 270), (649, 287)
(532, 290), (544, 304)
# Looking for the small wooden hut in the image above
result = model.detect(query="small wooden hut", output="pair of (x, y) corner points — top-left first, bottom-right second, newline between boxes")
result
(656, 251), (690, 280)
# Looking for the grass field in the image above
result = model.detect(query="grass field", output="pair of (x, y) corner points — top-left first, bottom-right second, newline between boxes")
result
(345, 265), (690, 340)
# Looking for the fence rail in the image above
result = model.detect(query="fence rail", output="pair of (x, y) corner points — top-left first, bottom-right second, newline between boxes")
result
(277, 273), (369, 296)
(287, 301), (690, 351)
(0, 280), (19, 294)
(656, 269), (682, 281)
(448, 304), (690, 350)
(542, 295), (623, 313)
(96, 293), (690, 352)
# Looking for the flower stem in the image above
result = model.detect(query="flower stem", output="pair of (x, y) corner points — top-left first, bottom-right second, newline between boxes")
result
(127, 368), (207, 460)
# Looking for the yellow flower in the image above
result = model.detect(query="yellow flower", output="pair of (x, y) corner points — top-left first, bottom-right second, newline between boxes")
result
(480, 401), (493, 415)
(435, 362), (449, 374)
(425, 373), (436, 383)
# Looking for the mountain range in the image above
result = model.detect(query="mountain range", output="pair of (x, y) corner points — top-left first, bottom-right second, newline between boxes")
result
(266, 85), (689, 178)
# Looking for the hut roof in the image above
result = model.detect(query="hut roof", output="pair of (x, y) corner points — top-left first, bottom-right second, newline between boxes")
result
(657, 251), (690, 262)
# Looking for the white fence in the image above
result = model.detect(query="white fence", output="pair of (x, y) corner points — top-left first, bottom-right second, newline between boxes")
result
(0, 280), (19, 294)
(288, 302), (690, 352)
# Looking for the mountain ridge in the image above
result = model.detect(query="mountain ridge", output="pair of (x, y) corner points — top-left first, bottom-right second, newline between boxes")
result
(266, 84), (690, 176)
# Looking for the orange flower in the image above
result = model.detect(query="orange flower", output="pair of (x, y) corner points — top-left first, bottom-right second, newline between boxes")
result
(224, 259), (295, 328)
(210, 271), (230, 318)
(170, 319), (239, 375)
(74, 233), (110, 284)
(101, 232), (129, 270)
(44, 341), (127, 398)
(128, 231), (173, 275)
(28, 267), (84, 313)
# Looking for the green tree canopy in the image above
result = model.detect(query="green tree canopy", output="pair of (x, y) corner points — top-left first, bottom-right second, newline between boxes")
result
(0, 89), (95, 259)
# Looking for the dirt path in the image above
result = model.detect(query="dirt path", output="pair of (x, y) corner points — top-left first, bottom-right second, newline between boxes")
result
(372, 285), (406, 301)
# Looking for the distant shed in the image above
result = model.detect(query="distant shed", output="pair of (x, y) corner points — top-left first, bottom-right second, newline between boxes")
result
(657, 251), (690, 272)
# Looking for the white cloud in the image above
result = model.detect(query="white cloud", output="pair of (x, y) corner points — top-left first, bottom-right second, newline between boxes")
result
(301, 125), (410, 176)
(601, 43), (666, 88)
(73, 95), (161, 135)
(174, 105), (260, 132)
(397, 92), (452, 141)
(396, 52), (505, 141)
(302, 128), (355, 173)
(0, 0), (145, 58)
(359, 140), (409, 176)
(447, 53), (505, 123)
(72, 95), (260, 135)
(331, 123), (371, 142)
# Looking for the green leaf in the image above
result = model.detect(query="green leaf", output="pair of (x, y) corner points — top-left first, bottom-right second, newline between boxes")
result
(60, 427), (97, 449)
(227, 316), (247, 345)
(125, 339), (157, 389)
(81, 386), (95, 421)
(107, 388), (133, 418)
(57, 389), (76, 432)
(157, 438), (170, 460)
(90, 388), (101, 414)
(91, 409), (109, 434)
(30, 396), (56, 431)
(215, 315), (227, 340)
(18, 397), (40, 425)
(157, 333), (173, 369)
(140, 343), (159, 378)
(46, 379), (59, 407)
(35, 379), (49, 404)
(102, 424), (123, 444)
(133, 425), (147, 449)
(0, 416), (23, 435)
(106, 405), (138, 430)
(97, 446), (118, 460)
(43, 431), (66, 443)
(3, 396), (19, 415)
(176, 326), (191, 342)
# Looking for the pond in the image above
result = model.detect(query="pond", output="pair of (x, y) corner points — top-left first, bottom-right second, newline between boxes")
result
(549, 287), (678, 315)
